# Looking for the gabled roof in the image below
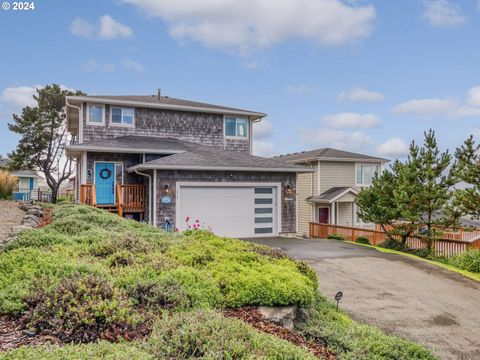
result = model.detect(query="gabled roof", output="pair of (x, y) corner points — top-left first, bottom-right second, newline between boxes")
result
(67, 136), (312, 173)
(306, 186), (358, 203)
(66, 95), (266, 120)
(274, 148), (388, 163)
(11, 170), (40, 178)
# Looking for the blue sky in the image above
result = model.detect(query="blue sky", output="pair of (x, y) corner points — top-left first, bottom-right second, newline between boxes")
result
(1, 0), (480, 159)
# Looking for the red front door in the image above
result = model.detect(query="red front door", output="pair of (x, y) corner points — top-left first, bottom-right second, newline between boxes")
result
(318, 207), (329, 224)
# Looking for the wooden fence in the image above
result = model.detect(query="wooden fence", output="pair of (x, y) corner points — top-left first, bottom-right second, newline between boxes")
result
(309, 222), (480, 257)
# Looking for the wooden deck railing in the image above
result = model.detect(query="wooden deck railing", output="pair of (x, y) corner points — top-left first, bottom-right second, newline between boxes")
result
(310, 222), (480, 257)
(117, 184), (145, 218)
(79, 184), (96, 206)
(79, 184), (145, 218)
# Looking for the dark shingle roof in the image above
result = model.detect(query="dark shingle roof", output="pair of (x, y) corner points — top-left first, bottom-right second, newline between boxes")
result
(66, 95), (266, 118)
(11, 170), (40, 178)
(274, 148), (388, 163)
(67, 136), (311, 173)
(306, 186), (358, 203)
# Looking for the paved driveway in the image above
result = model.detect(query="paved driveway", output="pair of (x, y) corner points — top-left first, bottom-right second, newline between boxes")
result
(246, 237), (480, 360)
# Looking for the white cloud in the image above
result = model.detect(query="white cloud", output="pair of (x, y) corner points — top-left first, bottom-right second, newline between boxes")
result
(70, 15), (133, 40)
(323, 112), (381, 129)
(298, 127), (370, 151)
(337, 86), (384, 102)
(421, 0), (467, 27)
(392, 90), (480, 118)
(286, 84), (314, 94)
(252, 119), (273, 140)
(376, 138), (409, 158)
(70, 17), (95, 38)
(392, 98), (457, 116)
(84, 59), (99, 72)
(252, 140), (275, 157)
(121, 0), (376, 53)
(0, 85), (41, 109)
(467, 86), (480, 107)
(120, 58), (145, 73)
(99, 15), (133, 39)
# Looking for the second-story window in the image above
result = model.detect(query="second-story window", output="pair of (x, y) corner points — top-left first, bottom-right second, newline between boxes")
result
(356, 163), (380, 186)
(224, 117), (248, 138)
(87, 104), (105, 125)
(110, 107), (134, 126)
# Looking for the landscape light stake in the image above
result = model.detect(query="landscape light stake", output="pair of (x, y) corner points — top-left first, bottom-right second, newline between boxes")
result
(335, 291), (343, 311)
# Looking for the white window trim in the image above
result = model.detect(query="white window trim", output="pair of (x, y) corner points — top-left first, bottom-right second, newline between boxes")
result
(223, 115), (249, 139)
(109, 106), (135, 128)
(355, 162), (381, 187)
(86, 103), (105, 126)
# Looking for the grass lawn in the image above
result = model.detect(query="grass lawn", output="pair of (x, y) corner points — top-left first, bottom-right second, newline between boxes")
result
(0, 203), (436, 359)
(346, 241), (480, 282)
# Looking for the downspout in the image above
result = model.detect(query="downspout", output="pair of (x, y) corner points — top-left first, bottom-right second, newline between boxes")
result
(153, 170), (157, 227)
(135, 169), (152, 225)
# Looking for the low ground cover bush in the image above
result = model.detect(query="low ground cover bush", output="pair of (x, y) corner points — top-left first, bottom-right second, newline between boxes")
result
(298, 295), (436, 360)
(0, 203), (316, 338)
(327, 233), (345, 240)
(355, 236), (371, 245)
(0, 310), (316, 360)
(445, 249), (480, 273)
(378, 237), (408, 251)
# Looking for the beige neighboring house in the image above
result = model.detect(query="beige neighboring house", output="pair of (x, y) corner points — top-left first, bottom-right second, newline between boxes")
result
(274, 148), (388, 237)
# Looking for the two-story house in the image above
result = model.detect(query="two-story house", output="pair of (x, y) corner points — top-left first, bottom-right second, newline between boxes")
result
(65, 93), (312, 238)
(274, 148), (388, 237)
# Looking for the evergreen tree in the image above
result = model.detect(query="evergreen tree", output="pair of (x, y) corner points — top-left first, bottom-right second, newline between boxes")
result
(8, 84), (85, 203)
(454, 135), (480, 219)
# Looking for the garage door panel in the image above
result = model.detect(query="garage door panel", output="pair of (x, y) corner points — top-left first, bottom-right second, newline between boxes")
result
(178, 185), (277, 238)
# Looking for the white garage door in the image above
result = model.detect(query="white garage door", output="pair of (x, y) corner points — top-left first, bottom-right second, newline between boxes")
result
(177, 185), (278, 238)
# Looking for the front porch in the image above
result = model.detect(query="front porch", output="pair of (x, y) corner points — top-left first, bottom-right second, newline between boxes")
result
(79, 183), (146, 219)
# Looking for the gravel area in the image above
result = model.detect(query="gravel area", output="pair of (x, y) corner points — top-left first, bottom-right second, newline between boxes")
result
(0, 201), (24, 242)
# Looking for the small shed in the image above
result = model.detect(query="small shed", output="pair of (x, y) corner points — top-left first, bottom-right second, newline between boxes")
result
(11, 170), (41, 201)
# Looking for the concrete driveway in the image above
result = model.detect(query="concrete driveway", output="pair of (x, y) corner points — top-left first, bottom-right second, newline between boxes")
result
(247, 237), (480, 360)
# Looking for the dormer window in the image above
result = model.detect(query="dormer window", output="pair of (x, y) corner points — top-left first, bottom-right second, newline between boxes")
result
(111, 107), (134, 127)
(86, 104), (105, 125)
(224, 116), (248, 139)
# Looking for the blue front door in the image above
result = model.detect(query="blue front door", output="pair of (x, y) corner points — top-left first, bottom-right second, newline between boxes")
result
(95, 162), (115, 205)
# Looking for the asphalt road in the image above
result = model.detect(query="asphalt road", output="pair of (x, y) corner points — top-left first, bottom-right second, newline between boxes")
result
(246, 237), (480, 360)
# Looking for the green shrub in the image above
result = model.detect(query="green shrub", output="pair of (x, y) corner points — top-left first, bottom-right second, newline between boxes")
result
(0, 341), (154, 360)
(168, 236), (317, 307)
(446, 250), (480, 273)
(24, 274), (143, 343)
(0, 247), (106, 315)
(379, 237), (408, 251)
(145, 310), (317, 359)
(327, 233), (345, 240)
(299, 295), (436, 360)
(355, 236), (371, 245)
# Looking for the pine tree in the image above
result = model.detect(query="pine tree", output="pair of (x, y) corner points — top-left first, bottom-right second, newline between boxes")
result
(7, 84), (85, 203)
(454, 135), (480, 219)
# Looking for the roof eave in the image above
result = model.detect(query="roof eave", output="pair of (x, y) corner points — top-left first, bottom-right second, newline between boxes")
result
(65, 96), (267, 120)
(66, 144), (186, 155)
(127, 164), (315, 173)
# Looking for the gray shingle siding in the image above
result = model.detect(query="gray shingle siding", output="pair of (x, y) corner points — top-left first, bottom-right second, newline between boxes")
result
(154, 170), (296, 234)
(82, 104), (250, 154)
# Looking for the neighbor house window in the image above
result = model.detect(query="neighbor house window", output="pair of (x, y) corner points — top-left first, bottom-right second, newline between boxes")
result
(87, 104), (105, 125)
(16, 178), (30, 192)
(356, 163), (380, 186)
(224, 117), (248, 138)
(110, 107), (134, 126)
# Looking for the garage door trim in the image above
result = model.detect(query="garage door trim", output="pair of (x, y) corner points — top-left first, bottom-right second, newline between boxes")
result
(175, 181), (282, 237)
